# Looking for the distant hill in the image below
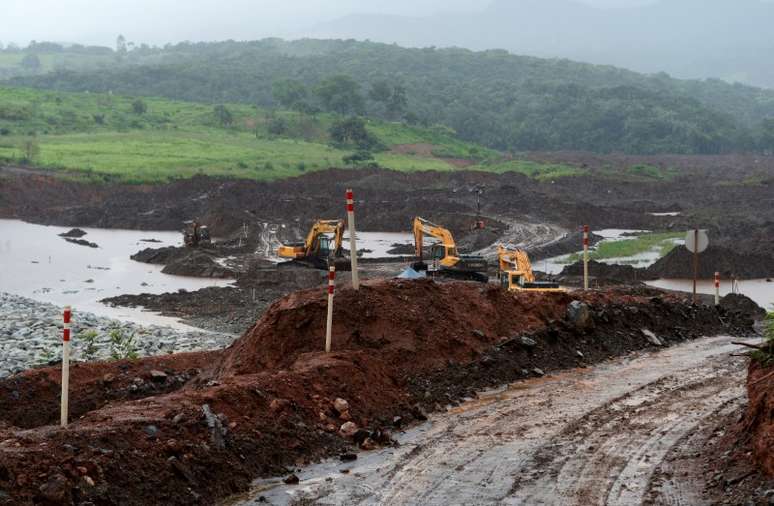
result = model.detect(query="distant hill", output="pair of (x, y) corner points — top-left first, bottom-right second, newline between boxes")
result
(5, 38), (774, 155)
(307, 0), (774, 89)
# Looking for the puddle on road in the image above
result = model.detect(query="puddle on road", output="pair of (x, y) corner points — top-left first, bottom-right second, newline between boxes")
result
(0, 219), (232, 327)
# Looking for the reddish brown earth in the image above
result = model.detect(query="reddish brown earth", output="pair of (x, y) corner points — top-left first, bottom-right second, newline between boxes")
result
(0, 280), (757, 505)
(745, 360), (774, 477)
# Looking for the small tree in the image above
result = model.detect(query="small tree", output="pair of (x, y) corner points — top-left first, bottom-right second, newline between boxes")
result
(131, 98), (147, 115)
(213, 104), (233, 127)
(116, 34), (127, 54)
(22, 136), (40, 163)
(329, 117), (382, 151)
(343, 150), (377, 168)
(20, 53), (41, 71)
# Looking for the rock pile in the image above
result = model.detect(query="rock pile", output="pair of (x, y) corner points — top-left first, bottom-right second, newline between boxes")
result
(0, 292), (234, 378)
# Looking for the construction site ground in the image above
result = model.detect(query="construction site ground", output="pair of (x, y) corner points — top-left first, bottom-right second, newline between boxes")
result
(1, 159), (773, 505)
(233, 335), (770, 506)
(0, 280), (763, 505)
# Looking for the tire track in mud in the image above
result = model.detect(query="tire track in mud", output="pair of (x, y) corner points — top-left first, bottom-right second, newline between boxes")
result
(233, 336), (750, 506)
(506, 361), (745, 505)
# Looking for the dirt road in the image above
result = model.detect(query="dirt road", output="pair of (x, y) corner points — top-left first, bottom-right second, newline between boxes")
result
(232, 335), (751, 506)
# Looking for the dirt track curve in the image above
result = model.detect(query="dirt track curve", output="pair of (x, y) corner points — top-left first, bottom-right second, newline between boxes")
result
(232, 335), (750, 506)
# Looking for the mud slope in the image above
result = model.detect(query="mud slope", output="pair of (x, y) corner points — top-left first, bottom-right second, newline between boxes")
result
(0, 281), (758, 505)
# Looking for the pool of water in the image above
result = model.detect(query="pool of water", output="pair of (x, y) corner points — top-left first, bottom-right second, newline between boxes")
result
(647, 278), (774, 311)
(0, 219), (232, 328)
(345, 231), (414, 258)
(539, 229), (668, 275)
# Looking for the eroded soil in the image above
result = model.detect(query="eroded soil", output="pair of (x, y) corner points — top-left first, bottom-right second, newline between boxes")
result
(0, 282), (757, 505)
(234, 336), (765, 506)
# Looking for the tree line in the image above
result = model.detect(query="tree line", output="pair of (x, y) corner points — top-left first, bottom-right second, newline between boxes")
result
(6, 38), (774, 155)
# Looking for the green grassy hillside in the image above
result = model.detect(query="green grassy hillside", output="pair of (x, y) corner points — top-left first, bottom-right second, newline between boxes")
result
(0, 86), (529, 183)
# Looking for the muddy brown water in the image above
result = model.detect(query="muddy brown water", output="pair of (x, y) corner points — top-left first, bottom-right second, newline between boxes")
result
(227, 335), (753, 506)
(0, 219), (231, 327)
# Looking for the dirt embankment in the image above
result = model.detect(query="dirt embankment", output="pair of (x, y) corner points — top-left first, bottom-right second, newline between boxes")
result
(0, 280), (758, 506)
(648, 245), (774, 279)
(744, 358), (774, 477)
(558, 259), (657, 286)
(558, 244), (774, 284)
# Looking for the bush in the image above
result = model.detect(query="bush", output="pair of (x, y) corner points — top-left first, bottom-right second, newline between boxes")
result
(343, 150), (378, 168)
(267, 116), (288, 136)
(108, 328), (139, 360)
(131, 98), (147, 115)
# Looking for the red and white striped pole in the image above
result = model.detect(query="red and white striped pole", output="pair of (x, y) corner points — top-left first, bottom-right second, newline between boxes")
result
(60, 305), (72, 428)
(583, 225), (590, 290)
(714, 271), (720, 306)
(346, 189), (360, 290)
(325, 266), (336, 353)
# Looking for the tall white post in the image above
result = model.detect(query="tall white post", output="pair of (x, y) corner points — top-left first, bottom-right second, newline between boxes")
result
(583, 225), (590, 290)
(325, 266), (335, 353)
(346, 189), (359, 290)
(714, 271), (720, 306)
(60, 305), (72, 428)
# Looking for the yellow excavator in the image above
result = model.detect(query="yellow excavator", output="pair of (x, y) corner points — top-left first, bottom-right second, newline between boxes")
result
(497, 246), (563, 292)
(278, 219), (345, 269)
(412, 217), (488, 282)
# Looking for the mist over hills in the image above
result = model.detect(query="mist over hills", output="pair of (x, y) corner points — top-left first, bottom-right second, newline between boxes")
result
(307, 0), (774, 88)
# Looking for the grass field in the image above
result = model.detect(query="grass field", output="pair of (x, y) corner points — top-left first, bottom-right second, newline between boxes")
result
(0, 85), (588, 183)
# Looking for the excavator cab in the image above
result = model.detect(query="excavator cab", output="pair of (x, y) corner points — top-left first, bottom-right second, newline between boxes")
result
(431, 244), (448, 260)
(183, 221), (212, 248)
(316, 235), (336, 258)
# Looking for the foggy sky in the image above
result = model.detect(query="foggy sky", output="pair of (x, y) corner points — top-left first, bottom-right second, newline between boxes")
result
(3, 0), (657, 47)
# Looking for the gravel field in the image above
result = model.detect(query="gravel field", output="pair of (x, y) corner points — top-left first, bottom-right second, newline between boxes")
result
(0, 292), (236, 378)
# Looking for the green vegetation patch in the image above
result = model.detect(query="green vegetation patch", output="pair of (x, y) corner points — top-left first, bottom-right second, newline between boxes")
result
(470, 159), (587, 181)
(626, 164), (679, 181)
(561, 232), (683, 264)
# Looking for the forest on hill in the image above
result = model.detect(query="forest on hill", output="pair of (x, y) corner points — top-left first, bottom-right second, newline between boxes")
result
(4, 38), (774, 154)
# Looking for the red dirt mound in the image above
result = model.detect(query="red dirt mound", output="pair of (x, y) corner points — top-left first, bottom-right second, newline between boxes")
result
(0, 280), (757, 506)
(215, 279), (572, 376)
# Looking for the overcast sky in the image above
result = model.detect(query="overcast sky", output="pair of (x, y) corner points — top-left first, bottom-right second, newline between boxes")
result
(3, 0), (658, 47)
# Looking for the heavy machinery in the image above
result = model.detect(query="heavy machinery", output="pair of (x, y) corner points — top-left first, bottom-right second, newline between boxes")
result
(183, 220), (212, 248)
(277, 219), (345, 269)
(412, 216), (488, 282)
(497, 245), (563, 292)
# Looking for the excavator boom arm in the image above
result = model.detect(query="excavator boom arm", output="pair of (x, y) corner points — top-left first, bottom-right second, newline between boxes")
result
(413, 217), (456, 259)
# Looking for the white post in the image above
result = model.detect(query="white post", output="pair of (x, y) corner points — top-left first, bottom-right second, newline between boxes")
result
(325, 266), (335, 353)
(715, 271), (720, 306)
(583, 225), (590, 290)
(346, 189), (359, 290)
(60, 306), (72, 428)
